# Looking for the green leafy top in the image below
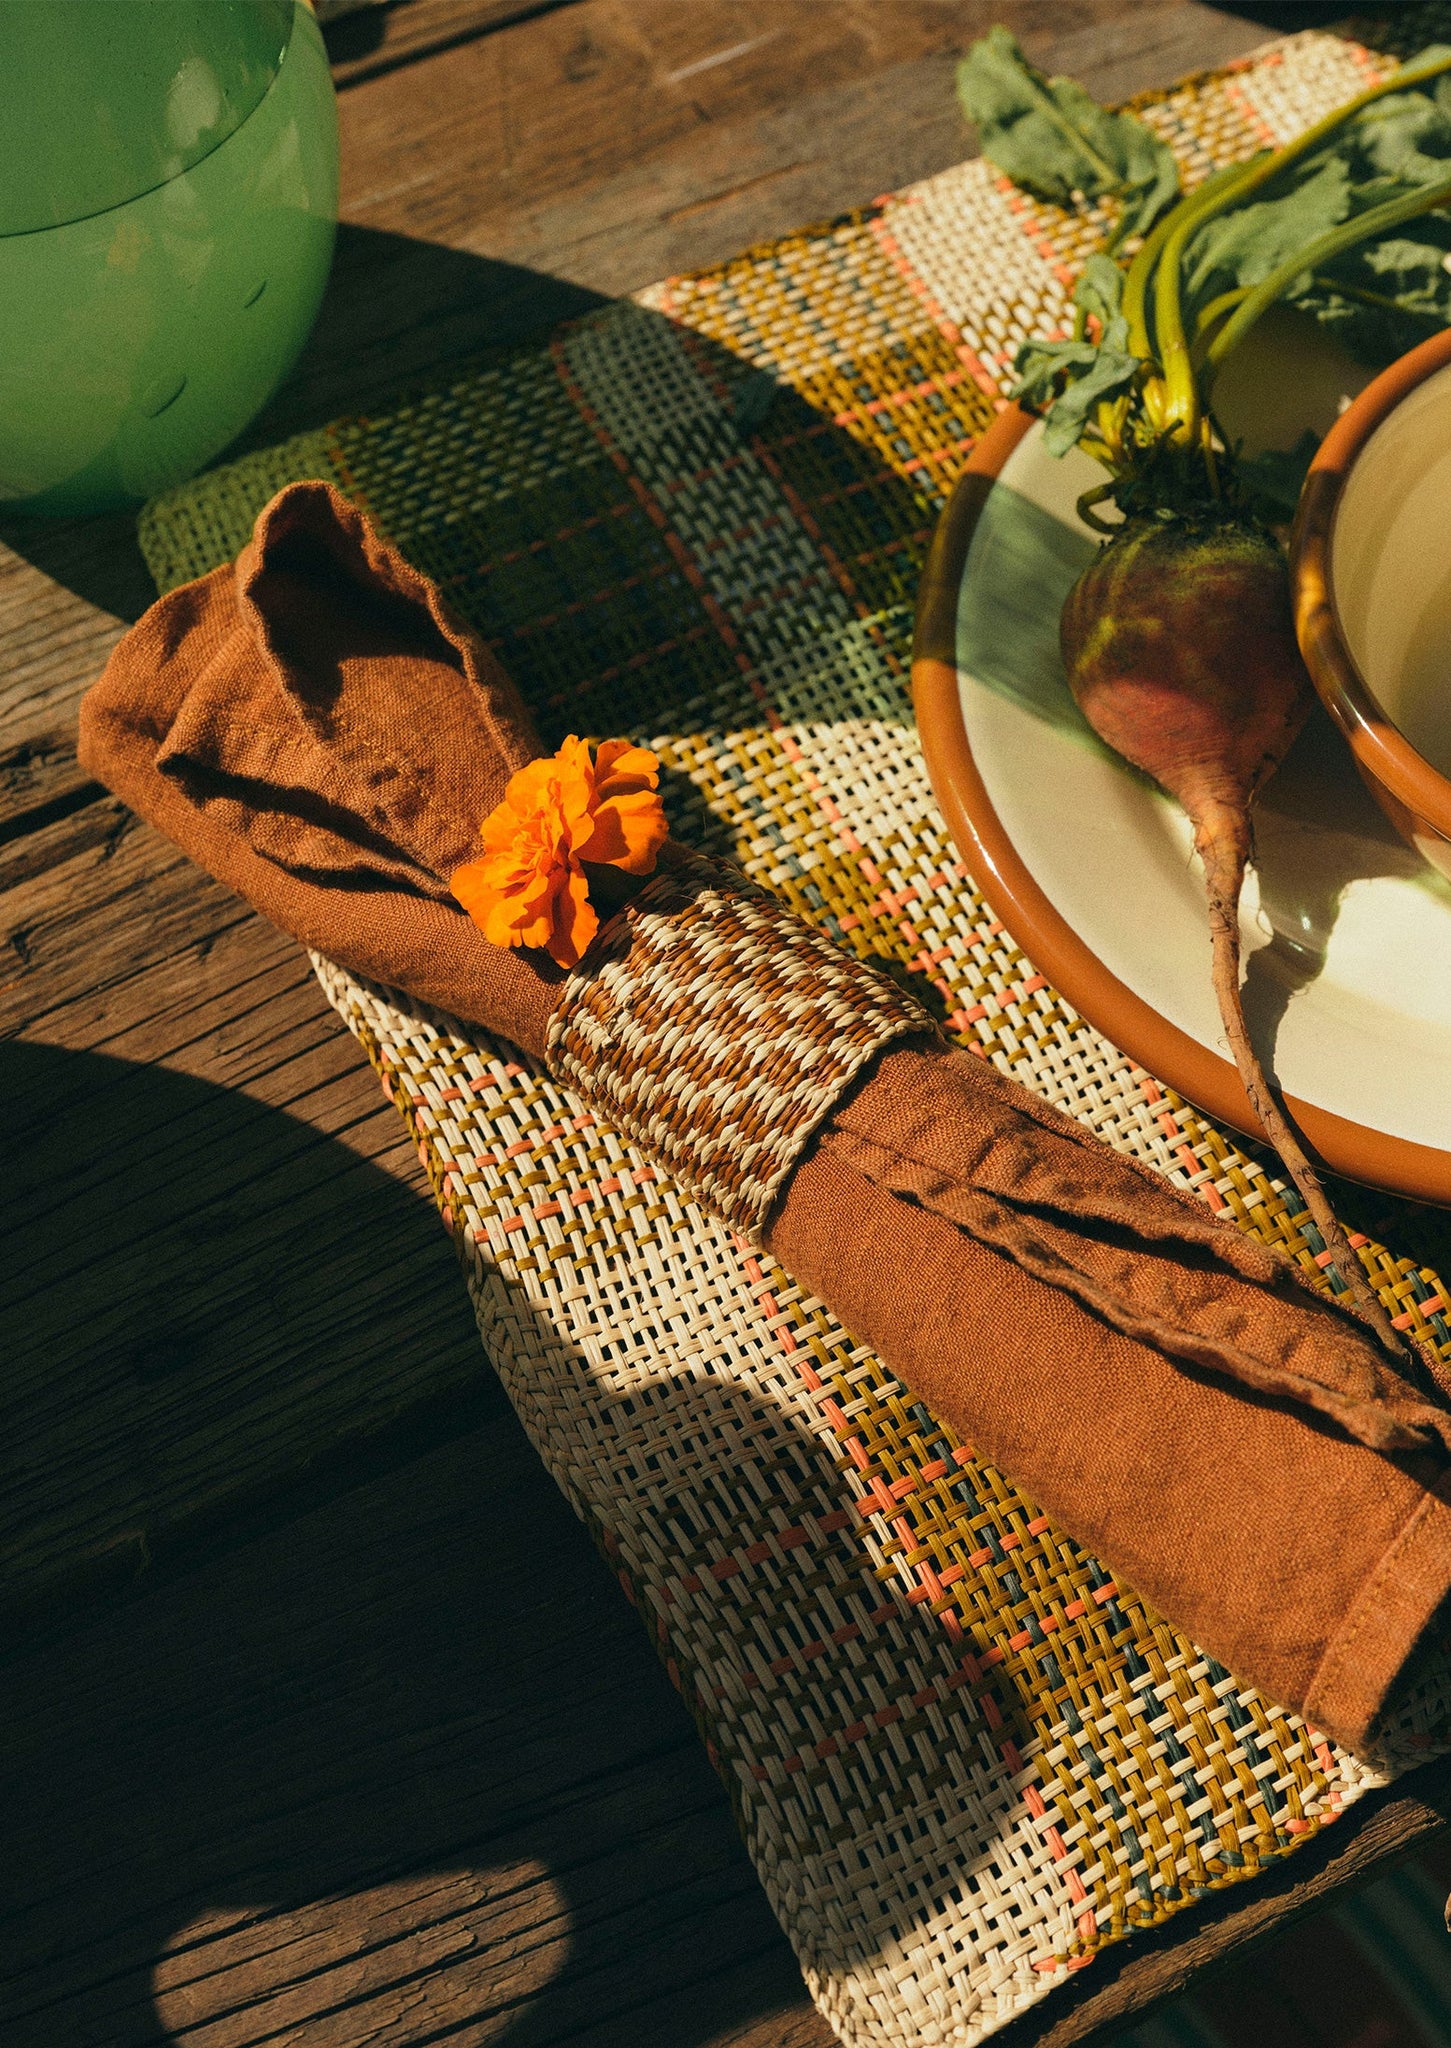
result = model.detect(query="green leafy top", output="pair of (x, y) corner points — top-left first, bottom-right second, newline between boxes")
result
(961, 33), (1451, 517)
(1011, 256), (1143, 457)
(957, 26), (1180, 247)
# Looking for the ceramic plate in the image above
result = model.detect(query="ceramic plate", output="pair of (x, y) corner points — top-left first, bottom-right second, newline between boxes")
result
(913, 343), (1451, 1206)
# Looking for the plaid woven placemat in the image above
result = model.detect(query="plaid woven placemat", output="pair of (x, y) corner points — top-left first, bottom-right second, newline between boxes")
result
(140, 16), (1451, 2045)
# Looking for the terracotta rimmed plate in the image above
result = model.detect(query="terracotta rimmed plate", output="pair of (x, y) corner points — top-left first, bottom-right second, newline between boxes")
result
(913, 351), (1451, 1207)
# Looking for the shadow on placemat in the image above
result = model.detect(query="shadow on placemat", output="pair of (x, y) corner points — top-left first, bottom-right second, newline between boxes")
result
(0, 230), (609, 622)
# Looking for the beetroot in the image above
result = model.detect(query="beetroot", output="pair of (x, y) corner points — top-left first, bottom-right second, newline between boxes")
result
(1061, 511), (1404, 1351)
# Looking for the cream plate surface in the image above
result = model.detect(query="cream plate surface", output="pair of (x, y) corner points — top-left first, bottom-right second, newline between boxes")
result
(955, 421), (1451, 1151)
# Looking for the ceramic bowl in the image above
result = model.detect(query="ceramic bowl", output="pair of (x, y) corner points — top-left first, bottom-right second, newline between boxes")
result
(1292, 326), (1451, 883)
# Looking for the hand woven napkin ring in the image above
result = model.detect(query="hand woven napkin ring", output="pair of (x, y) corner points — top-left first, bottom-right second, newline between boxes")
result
(546, 853), (936, 1239)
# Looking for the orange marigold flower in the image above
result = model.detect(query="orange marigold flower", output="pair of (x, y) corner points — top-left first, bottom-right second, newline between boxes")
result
(449, 735), (668, 968)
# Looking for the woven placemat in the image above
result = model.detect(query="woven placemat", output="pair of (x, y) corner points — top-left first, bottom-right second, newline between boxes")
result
(140, 17), (1451, 2045)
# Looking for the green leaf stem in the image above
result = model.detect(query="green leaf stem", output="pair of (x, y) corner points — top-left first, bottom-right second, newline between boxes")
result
(1204, 169), (1451, 370)
(964, 28), (1451, 504)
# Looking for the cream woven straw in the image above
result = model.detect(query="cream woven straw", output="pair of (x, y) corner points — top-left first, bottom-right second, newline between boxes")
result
(139, 20), (1451, 2043)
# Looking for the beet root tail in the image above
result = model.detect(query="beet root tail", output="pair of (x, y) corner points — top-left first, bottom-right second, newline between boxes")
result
(1056, 513), (1421, 1372)
(1195, 807), (1406, 1356)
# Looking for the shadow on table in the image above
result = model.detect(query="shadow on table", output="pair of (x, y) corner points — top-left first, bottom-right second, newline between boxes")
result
(5, 1038), (1441, 2048)
(0, 229), (610, 625)
(1214, 2), (1364, 24)
(0, 1038), (826, 2048)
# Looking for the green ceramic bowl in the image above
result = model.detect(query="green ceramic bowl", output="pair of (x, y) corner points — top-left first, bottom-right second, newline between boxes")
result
(0, 0), (338, 517)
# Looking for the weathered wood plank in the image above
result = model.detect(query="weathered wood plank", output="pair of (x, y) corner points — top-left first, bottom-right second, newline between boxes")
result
(331, 0), (1285, 304)
(0, 1422), (832, 2048)
(324, 0), (585, 91)
(0, 733), (101, 851)
(0, 871), (504, 1617)
(0, 513), (149, 754)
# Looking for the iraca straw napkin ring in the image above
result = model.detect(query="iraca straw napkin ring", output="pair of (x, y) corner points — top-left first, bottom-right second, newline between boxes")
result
(547, 851), (935, 1237)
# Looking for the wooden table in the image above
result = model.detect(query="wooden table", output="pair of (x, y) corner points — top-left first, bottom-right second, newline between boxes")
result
(4, 6), (1448, 2045)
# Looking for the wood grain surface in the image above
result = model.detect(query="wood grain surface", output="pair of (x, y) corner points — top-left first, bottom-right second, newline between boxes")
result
(3, 5), (1446, 2045)
(325, 0), (584, 89)
(0, 1412), (831, 2048)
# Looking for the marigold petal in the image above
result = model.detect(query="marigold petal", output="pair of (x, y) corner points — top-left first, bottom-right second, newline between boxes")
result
(545, 862), (599, 968)
(556, 735), (599, 828)
(472, 835), (532, 888)
(593, 739), (660, 800)
(479, 810), (524, 861)
(495, 755), (558, 819)
(492, 897), (555, 951)
(576, 787), (669, 874)
(448, 857), (496, 923)
(451, 860), (548, 949)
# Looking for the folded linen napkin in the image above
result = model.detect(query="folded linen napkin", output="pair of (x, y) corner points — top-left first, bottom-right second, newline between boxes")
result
(80, 479), (1451, 1750)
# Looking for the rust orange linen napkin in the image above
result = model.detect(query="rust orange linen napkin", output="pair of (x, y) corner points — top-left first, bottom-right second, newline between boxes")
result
(79, 481), (1451, 1752)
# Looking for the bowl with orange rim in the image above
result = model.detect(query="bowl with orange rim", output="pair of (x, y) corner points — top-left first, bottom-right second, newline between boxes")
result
(1292, 324), (1451, 885)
